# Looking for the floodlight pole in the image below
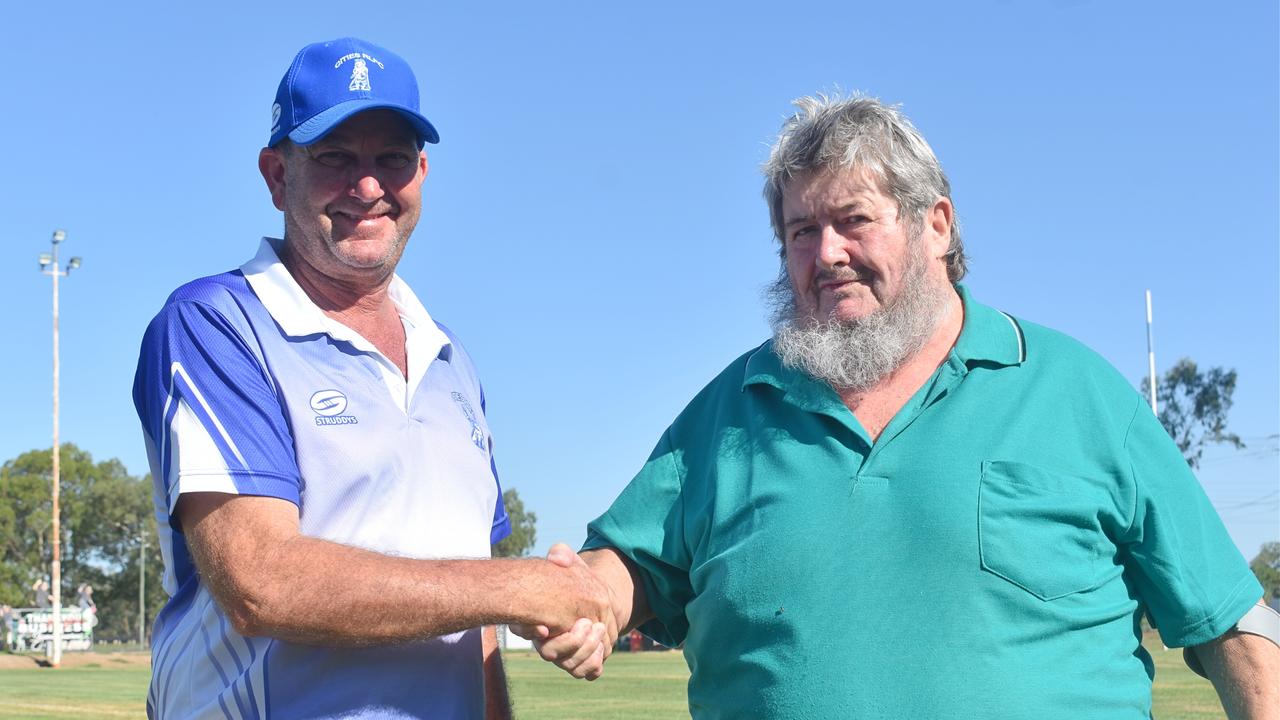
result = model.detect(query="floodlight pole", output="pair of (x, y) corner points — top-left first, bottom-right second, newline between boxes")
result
(1145, 290), (1158, 415)
(39, 229), (81, 668)
(139, 529), (146, 646)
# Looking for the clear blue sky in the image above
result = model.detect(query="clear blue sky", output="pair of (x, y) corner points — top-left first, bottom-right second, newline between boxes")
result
(4, 1), (1276, 561)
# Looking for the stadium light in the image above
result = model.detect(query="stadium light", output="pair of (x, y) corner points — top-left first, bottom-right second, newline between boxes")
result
(38, 228), (82, 668)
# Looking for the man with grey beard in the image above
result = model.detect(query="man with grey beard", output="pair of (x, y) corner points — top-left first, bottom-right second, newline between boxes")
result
(521, 94), (1278, 719)
(766, 204), (953, 394)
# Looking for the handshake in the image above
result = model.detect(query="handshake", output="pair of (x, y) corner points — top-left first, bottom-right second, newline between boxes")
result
(508, 543), (633, 681)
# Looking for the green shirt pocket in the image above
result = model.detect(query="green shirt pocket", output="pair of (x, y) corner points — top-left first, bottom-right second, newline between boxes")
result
(978, 459), (1108, 601)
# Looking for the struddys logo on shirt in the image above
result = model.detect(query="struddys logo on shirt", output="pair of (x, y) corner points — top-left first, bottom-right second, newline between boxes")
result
(310, 389), (358, 426)
(450, 392), (487, 451)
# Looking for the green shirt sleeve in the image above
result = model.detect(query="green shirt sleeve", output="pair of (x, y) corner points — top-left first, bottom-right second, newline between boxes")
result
(1119, 399), (1263, 647)
(583, 429), (694, 647)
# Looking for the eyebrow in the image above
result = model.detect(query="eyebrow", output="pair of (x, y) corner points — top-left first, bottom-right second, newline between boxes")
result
(310, 133), (418, 150)
(783, 202), (869, 228)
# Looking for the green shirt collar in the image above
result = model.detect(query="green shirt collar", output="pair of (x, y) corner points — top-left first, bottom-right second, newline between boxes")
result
(742, 284), (1025, 395)
(951, 284), (1026, 367)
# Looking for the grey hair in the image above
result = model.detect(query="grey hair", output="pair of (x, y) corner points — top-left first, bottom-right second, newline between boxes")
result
(762, 93), (967, 282)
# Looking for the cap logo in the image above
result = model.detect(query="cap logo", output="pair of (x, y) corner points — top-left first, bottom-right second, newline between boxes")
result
(348, 58), (371, 92)
(333, 52), (384, 93)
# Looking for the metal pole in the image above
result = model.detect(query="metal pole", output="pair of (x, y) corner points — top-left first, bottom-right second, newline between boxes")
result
(139, 530), (146, 646)
(50, 238), (63, 668)
(1145, 290), (1158, 415)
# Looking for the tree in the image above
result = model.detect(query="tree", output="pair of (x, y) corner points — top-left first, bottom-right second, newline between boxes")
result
(492, 488), (538, 558)
(1251, 542), (1280, 601)
(1140, 358), (1243, 469)
(0, 444), (165, 642)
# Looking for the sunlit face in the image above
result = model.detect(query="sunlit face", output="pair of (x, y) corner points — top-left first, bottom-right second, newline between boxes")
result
(780, 167), (949, 323)
(259, 109), (427, 284)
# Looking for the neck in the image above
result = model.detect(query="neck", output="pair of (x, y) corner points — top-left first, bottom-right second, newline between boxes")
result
(838, 287), (964, 439)
(279, 240), (408, 377)
(279, 241), (396, 314)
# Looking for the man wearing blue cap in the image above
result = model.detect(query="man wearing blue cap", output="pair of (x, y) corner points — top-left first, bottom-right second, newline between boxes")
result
(133, 38), (614, 719)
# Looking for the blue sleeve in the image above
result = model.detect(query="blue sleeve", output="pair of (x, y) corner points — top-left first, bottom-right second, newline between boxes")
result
(480, 384), (512, 545)
(133, 294), (302, 528)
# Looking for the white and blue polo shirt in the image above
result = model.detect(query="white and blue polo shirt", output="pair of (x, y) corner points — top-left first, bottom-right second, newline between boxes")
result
(133, 238), (511, 720)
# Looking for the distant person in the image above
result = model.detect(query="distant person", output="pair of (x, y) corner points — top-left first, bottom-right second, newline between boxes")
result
(133, 37), (612, 719)
(1, 605), (14, 650)
(526, 94), (1280, 719)
(75, 584), (97, 628)
(75, 583), (95, 612)
(31, 579), (49, 609)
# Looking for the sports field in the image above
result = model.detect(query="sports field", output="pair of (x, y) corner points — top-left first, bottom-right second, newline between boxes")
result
(0, 633), (1226, 718)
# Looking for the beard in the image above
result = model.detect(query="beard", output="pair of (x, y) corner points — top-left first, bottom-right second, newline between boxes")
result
(767, 238), (952, 392)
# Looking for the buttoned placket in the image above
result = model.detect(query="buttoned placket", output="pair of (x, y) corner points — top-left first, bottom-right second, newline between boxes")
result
(861, 354), (969, 470)
(317, 314), (416, 415)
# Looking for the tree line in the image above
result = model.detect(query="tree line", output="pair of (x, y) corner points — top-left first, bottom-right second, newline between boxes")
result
(1, 444), (164, 643)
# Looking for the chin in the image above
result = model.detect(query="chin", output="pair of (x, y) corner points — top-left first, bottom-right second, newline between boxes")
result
(826, 300), (879, 323)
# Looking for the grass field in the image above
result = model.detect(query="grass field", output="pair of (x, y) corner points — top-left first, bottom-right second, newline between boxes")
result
(0, 633), (1226, 718)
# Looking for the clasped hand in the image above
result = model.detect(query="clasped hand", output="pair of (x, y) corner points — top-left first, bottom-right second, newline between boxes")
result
(511, 543), (619, 680)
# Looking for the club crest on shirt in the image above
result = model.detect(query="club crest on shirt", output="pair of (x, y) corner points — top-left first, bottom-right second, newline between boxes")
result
(311, 389), (358, 426)
(450, 392), (487, 451)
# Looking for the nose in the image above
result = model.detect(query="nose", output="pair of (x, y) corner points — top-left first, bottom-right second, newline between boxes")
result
(348, 163), (385, 203)
(816, 226), (850, 269)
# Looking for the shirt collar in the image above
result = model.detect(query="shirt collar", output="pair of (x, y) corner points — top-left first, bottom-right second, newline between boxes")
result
(742, 283), (1024, 394)
(240, 237), (451, 361)
(950, 284), (1025, 367)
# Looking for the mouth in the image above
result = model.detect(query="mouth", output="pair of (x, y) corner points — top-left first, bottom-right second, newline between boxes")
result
(330, 207), (396, 229)
(817, 272), (872, 294)
(334, 209), (390, 220)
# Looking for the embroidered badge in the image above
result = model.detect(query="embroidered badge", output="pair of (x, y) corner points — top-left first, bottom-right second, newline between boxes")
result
(451, 392), (487, 450)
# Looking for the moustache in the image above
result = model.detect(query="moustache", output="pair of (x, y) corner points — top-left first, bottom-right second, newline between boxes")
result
(813, 267), (874, 286)
(327, 200), (399, 218)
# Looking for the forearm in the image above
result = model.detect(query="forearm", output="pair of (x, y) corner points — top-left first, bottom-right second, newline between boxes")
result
(482, 625), (512, 720)
(217, 535), (554, 645)
(184, 494), (610, 647)
(1193, 622), (1280, 719)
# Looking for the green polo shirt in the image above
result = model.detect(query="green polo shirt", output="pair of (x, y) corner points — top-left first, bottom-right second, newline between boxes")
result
(584, 286), (1260, 719)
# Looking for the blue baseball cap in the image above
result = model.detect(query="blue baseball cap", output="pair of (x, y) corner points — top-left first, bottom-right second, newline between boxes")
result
(269, 37), (439, 147)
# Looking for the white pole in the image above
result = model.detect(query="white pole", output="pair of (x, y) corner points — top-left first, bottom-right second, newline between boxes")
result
(39, 229), (77, 667)
(1145, 290), (1158, 415)
(49, 236), (63, 669)
(139, 531), (146, 646)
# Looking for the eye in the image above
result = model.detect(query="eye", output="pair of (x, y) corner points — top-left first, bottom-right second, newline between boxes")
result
(840, 214), (870, 227)
(310, 150), (352, 169)
(789, 226), (818, 244)
(378, 152), (414, 170)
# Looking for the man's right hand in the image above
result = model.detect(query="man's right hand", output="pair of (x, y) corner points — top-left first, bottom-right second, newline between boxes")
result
(514, 543), (615, 639)
(510, 544), (619, 680)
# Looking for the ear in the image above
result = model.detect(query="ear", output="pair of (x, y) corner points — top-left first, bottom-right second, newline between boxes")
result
(258, 147), (288, 212)
(923, 197), (954, 260)
(419, 149), (429, 180)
